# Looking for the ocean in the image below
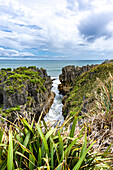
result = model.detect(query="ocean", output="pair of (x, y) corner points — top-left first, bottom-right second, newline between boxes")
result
(0, 60), (103, 78)
(0, 60), (103, 122)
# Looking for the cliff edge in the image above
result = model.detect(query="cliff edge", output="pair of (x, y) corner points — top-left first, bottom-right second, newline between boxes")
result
(0, 66), (55, 122)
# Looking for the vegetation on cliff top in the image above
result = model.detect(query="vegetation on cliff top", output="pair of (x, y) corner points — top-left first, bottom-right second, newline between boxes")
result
(62, 62), (113, 168)
(64, 63), (113, 116)
(0, 66), (50, 119)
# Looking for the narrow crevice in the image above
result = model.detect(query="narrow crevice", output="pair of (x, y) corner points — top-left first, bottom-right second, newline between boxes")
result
(44, 77), (64, 124)
(0, 93), (3, 108)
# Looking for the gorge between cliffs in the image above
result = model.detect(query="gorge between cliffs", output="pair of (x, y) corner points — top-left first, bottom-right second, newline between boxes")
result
(0, 60), (113, 169)
(0, 63), (99, 125)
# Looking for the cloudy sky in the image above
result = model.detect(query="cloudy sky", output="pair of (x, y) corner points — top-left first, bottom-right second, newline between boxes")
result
(0, 0), (113, 60)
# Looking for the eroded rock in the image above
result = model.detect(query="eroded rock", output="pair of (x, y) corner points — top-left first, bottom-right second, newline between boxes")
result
(0, 66), (54, 122)
(58, 64), (97, 95)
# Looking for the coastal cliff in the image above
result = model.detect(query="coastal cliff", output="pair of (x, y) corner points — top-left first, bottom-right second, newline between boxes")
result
(59, 63), (113, 117)
(0, 62), (112, 169)
(59, 62), (113, 153)
(0, 66), (54, 122)
(58, 64), (97, 95)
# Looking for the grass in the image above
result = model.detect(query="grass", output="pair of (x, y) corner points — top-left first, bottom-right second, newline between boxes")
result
(82, 74), (113, 155)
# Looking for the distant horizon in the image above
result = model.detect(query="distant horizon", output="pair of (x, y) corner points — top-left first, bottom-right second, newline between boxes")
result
(0, 58), (104, 61)
(0, 56), (107, 61)
(0, 60), (104, 77)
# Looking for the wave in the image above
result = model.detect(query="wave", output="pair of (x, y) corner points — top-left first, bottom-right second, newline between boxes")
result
(44, 77), (64, 124)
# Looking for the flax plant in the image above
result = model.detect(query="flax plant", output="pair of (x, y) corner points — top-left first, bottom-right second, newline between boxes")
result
(0, 114), (100, 169)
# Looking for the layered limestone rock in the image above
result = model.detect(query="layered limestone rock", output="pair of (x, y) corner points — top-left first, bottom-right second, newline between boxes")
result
(58, 64), (97, 95)
(58, 62), (113, 154)
(59, 63), (113, 118)
(0, 66), (54, 122)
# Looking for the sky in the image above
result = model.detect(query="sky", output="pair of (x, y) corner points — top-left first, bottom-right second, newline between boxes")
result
(0, 0), (113, 60)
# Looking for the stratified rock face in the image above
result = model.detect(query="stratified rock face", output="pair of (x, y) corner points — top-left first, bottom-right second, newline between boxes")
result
(0, 66), (54, 121)
(59, 63), (113, 118)
(58, 64), (97, 95)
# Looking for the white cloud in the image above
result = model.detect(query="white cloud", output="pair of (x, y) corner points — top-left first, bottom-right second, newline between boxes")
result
(0, 47), (35, 56)
(0, 0), (113, 59)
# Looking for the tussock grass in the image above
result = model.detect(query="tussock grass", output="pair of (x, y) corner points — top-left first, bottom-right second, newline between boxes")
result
(0, 111), (112, 169)
(79, 74), (113, 168)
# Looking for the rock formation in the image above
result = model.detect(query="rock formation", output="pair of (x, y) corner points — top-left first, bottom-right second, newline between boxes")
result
(102, 59), (113, 64)
(58, 64), (97, 95)
(0, 66), (54, 122)
(59, 63), (113, 118)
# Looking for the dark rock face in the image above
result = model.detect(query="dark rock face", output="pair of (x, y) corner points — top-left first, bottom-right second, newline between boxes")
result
(3, 83), (28, 108)
(58, 64), (98, 118)
(0, 67), (54, 122)
(58, 65), (76, 95)
(59, 62), (113, 118)
(58, 64), (97, 95)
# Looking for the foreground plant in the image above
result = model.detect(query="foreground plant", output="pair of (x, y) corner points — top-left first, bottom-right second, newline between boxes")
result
(81, 73), (113, 169)
(0, 111), (112, 170)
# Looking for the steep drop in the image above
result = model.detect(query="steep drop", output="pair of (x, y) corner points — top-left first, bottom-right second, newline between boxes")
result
(44, 77), (64, 124)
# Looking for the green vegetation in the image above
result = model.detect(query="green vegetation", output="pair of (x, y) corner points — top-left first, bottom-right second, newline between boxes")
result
(0, 112), (112, 169)
(1, 68), (11, 71)
(61, 63), (113, 168)
(4, 105), (21, 113)
(0, 66), (47, 113)
(28, 66), (37, 70)
(0, 106), (21, 117)
(64, 63), (113, 115)
(83, 74), (113, 154)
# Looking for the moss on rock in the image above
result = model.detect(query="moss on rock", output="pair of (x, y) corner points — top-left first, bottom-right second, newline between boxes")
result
(0, 66), (53, 121)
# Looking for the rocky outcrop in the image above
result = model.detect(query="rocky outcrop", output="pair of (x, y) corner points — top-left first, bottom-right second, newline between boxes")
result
(58, 64), (97, 95)
(0, 66), (54, 122)
(102, 59), (113, 64)
(59, 63), (113, 118)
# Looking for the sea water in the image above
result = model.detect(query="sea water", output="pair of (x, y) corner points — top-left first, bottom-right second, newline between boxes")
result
(0, 60), (103, 122)
(0, 60), (103, 77)
(44, 78), (64, 124)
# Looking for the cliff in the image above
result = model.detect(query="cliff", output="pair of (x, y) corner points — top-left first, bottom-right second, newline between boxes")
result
(0, 66), (54, 122)
(58, 64), (97, 95)
(59, 62), (113, 153)
(59, 63), (113, 118)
